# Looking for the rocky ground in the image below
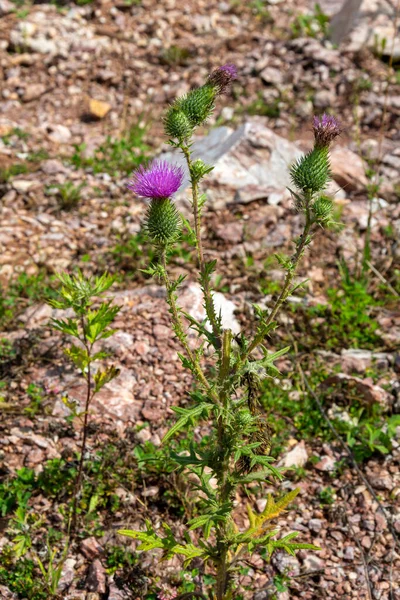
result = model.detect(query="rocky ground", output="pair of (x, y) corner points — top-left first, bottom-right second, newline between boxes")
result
(0, 0), (400, 599)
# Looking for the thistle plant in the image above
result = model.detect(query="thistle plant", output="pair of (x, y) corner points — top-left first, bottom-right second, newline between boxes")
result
(48, 271), (120, 532)
(120, 66), (341, 599)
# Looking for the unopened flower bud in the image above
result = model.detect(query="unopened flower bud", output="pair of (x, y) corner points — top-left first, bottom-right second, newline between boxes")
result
(290, 146), (330, 194)
(145, 198), (181, 246)
(164, 105), (193, 140)
(312, 196), (334, 223)
(179, 84), (216, 127)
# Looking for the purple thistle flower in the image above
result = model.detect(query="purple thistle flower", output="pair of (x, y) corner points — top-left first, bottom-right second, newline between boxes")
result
(208, 63), (238, 95)
(313, 113), (341, 147)
(127, 160), (184, 200)
(219, 64), (238, 79)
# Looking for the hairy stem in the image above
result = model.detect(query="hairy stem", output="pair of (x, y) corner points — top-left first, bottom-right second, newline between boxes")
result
(242, 208), (313, 362)
(215, 329), (233, 599)
(181, 144), (221, 345)
(160, 249), (212, 393)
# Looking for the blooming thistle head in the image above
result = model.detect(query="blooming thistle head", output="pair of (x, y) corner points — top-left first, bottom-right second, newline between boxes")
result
(313, 114), (341, 148)
(127, 161), (184, 200)
(208, 63), (238, 95)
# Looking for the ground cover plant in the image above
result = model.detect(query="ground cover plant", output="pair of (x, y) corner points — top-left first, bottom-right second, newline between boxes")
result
(118, 66), (343, 599)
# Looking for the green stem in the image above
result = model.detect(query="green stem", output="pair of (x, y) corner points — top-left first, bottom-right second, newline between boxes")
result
(242, 208), (314, 363)
(181, 143), (221, 345)
(215, 329), (233, 599)
(160, 249), (213, 394)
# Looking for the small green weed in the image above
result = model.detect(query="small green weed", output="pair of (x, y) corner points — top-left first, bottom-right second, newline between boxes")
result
(0, 468), (35, 517)
(0, 271), (57, 329)
(246, 92), (280, 118)
(0, 546), (47, 600)
(0, 163), (29, 183)
(291, 4), (329, 39)
(261, 362), (398, 463)
(160, 45), (192, 66)
(105, 545), (138, 575)
(319, 486), (336, 505)
(49, 181), (86, 210)
(1, 127), (29, 145)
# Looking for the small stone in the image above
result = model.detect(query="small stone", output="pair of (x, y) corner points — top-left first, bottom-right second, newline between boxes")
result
(368, 473), (393, 491)
(315, 455), (336, 472)
(142, 485), (159, 497)
(133, 340), (150, 356)
(86, 559), (106, 594)
(88, 98), (112, 120)
(330, 146), (368, 192)
(313, 90), (335, 108)
(344, 546), (355, 561)
(80, 537), (103, 560)
(46, 124), (72, 144)
(272, 551), (300, 576)
(0, 585), (18, 599)
(41, 159), (68, 175)
(0, 0), (14, 15)
(280, 441), (308, 468)
(260, 67), (284, 85)
(308, 518), (323, 533)
(341, 349), (372, 373)
(153, 324), (170, 340)
(215, 221), (243, 244)
(12, 180), (40, 193)
(303, 554), (324, 571)
(108, 582), (126, 600)
(23, 84), (46, 102)
(59, 558), (76, 591)
(136, 428), (152, 443)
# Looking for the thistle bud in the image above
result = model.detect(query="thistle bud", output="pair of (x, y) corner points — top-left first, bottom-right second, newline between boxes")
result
(145, 198), (181, 246)
(164, 105), (193, 140)
(290, 146), (330, 194)
(179, 84), (216, 127)
(312, 196), (334, 223)
(190, 158), (214, 182)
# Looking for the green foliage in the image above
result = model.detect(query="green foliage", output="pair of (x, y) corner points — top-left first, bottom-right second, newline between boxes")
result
(319, 486), (336, 505)
(161, 45), (192, 66)
(304, 265), (381, 349)
(119, 521), (204, 567)
(48, 181), (86, 210)
(0, 546), (47, 600)
(260, 362), (398, 464)
(70, 125), (149, 176)
(47, 270), (119, 531)
(105, 545), (138, 574)
(246, 93), (281, 119)
(0, 162), (29, 183)
(24, 383), (46, 416)
(1, 127), (29, 145)
(0, 270), (56, 329)
(0, 468), (35, 517)
(291, 4), (330, 39)
(120, 69), (341, 599)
